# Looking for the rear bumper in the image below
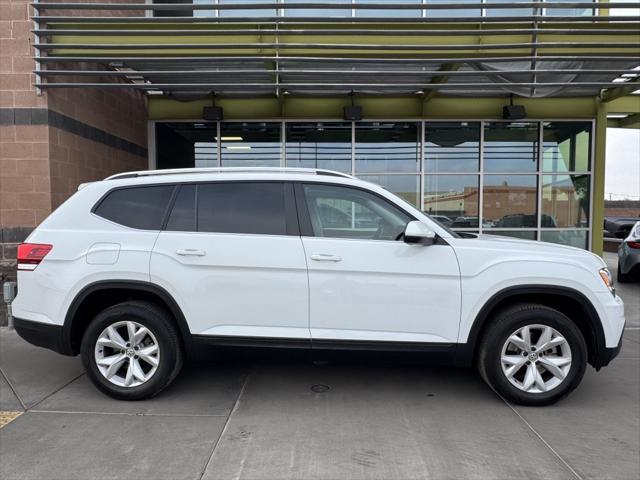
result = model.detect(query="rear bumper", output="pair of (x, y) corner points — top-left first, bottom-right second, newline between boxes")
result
(618, 249), (640, 275)
(13, 317), (73, 356)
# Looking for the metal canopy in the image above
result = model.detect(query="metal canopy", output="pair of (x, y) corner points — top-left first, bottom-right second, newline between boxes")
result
(31, 1), (640, 99)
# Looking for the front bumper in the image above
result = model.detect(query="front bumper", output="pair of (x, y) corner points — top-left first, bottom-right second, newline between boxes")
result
(596, 333), (624, 370)
(13, 317), (72, 355)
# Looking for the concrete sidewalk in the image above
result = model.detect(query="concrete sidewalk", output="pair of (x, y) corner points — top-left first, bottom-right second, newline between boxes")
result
(1, 258), (638, 480)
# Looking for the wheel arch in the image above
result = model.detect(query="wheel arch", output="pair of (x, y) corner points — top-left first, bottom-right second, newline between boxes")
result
(62, 280), (192, 357)
(458, 285), (607, 369)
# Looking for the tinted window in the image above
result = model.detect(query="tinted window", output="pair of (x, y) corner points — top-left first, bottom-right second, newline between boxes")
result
(94, 185), (174, 230)
(166, 184), (196, 231)
(303, 184), (411, 241)
(197, 182), (287, 235)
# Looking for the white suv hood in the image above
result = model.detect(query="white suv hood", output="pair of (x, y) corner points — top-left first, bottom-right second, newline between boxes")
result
(454, 233), (607, 270)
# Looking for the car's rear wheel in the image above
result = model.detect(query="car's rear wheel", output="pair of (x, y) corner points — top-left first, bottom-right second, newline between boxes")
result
(478, 303), (587, 406)
(81, 301), (184, 400)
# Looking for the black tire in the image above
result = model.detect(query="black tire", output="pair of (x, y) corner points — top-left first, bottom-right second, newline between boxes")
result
(81, 301), (184, 401)
(617, 261), (632, 283)
(477, 303), (587, 406)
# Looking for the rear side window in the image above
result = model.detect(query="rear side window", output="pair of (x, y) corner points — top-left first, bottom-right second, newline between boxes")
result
(197, 182), (287, 235)
(164, 182), (291, 235)
(94, 185), (174, 230)
(166, 184), (196, 231)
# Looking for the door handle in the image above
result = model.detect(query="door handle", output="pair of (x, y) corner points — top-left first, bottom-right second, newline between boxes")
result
(176, 249), (206, 257)
(310, 254), (342, 262)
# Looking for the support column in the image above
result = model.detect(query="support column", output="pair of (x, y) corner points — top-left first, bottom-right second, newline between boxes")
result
(592, 101), (607, 256)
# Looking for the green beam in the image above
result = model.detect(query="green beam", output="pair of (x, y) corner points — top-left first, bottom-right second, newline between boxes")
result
(46, 22), (640, 57)
(601, 80), (640, 103)
(421, 63), (461, 107)
(618, 113), (640, 128)
(148, 95), (598, 120)
(592, 100), (607, 256)
(605, 95), (640, 114)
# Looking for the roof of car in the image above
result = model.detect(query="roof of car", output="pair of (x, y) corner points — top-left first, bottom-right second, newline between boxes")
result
(105, 167), (355, 182)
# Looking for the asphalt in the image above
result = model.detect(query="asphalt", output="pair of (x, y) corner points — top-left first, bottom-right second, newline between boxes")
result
(1, 255), (638, 480)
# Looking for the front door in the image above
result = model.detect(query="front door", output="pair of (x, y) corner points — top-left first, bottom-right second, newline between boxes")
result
(297, 183), (461, 344)
(151, 181), (309, 340)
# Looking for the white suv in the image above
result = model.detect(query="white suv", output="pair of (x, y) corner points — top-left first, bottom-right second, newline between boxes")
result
(11, 168), (625, 405)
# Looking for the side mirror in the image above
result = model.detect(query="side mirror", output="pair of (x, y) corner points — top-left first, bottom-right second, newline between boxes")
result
(403, 221), (436, 246)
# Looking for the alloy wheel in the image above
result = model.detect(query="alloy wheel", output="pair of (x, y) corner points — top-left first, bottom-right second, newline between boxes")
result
(94, 321), (160, 388)
(500, 324), (572, 394)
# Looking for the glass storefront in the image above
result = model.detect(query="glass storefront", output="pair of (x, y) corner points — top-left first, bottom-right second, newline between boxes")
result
(219, 123), (281, 167)
(354, 122), (420, 174)
(155, 120), (593, 248)
(159, 0), (593, 19)
(285, 122), (352, 172)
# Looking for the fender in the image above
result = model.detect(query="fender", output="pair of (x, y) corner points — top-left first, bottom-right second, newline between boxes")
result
(63, 280), (193, 356)
(455, 284), (606, 367)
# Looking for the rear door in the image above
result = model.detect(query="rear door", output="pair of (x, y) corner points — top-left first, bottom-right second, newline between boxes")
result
(150, 181), (310, 340)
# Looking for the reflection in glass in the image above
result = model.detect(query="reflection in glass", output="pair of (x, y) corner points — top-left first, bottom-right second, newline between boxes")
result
(285, 0), (350, 17)
(543, 122), (591, 172)
(285, 122), (352, 172)
(355, 0), (422, 17)
(156, 122), (218, 169)
(153, 0), (199, 18)
(194, 142), (217, 167)
(355, 122), (420, 173)
(425, 122), (480, 172)
(220, 123), (281, 166)
(484, 122), (539, 172)
(427, 0), (482, 18)
(219, 0), (276, 17)
(489, 231), (537, 240)
(303, 183), (411, 241)
(541, 230), (588, 249)
(424, 175), (479, 228)
(485, 0), (534, 17)
(483, 175), (538, 228)
(545, 0), (592, 17)
(542, 175), (590, 228)
(193, 0), (215, 17)
(358, 175), (421, 207)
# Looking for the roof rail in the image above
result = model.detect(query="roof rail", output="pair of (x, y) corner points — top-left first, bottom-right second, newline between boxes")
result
(105, 167), (354, 181)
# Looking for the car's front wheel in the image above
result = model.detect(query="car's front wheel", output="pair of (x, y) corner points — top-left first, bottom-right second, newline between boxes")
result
(81, 301), (184, 400)
(478, 303), (587, 406)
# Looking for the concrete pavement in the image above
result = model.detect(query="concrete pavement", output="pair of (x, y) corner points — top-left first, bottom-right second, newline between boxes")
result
(1, 257), (638, 480)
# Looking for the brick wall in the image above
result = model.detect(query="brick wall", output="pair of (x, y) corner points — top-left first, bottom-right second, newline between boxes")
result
(1, 0), (149, 324)
(49, 126), (147, 208)
(604, 199), (640, 219)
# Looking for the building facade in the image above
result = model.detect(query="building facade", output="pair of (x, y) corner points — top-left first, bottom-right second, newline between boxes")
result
(1, 1), (639, 320)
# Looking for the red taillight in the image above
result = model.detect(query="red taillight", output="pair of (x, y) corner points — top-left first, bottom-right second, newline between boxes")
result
(17, 243), (53, 271)
(628, 241), (640, 249)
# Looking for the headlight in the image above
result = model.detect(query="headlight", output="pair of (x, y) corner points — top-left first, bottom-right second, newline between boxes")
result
(599, 268), (616, 296)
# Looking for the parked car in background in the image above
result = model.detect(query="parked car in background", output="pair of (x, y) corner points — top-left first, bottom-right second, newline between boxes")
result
(617, 221), (640, 283)
(494, 214), (556, 228)
(450, 216), (494, 229)
(429, 214), (453, 227)
(605, 216), (640, 239)
(12, 167), (625, 406)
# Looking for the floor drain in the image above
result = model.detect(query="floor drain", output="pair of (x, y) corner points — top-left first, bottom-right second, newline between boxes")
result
(311, 384), (331, 393)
